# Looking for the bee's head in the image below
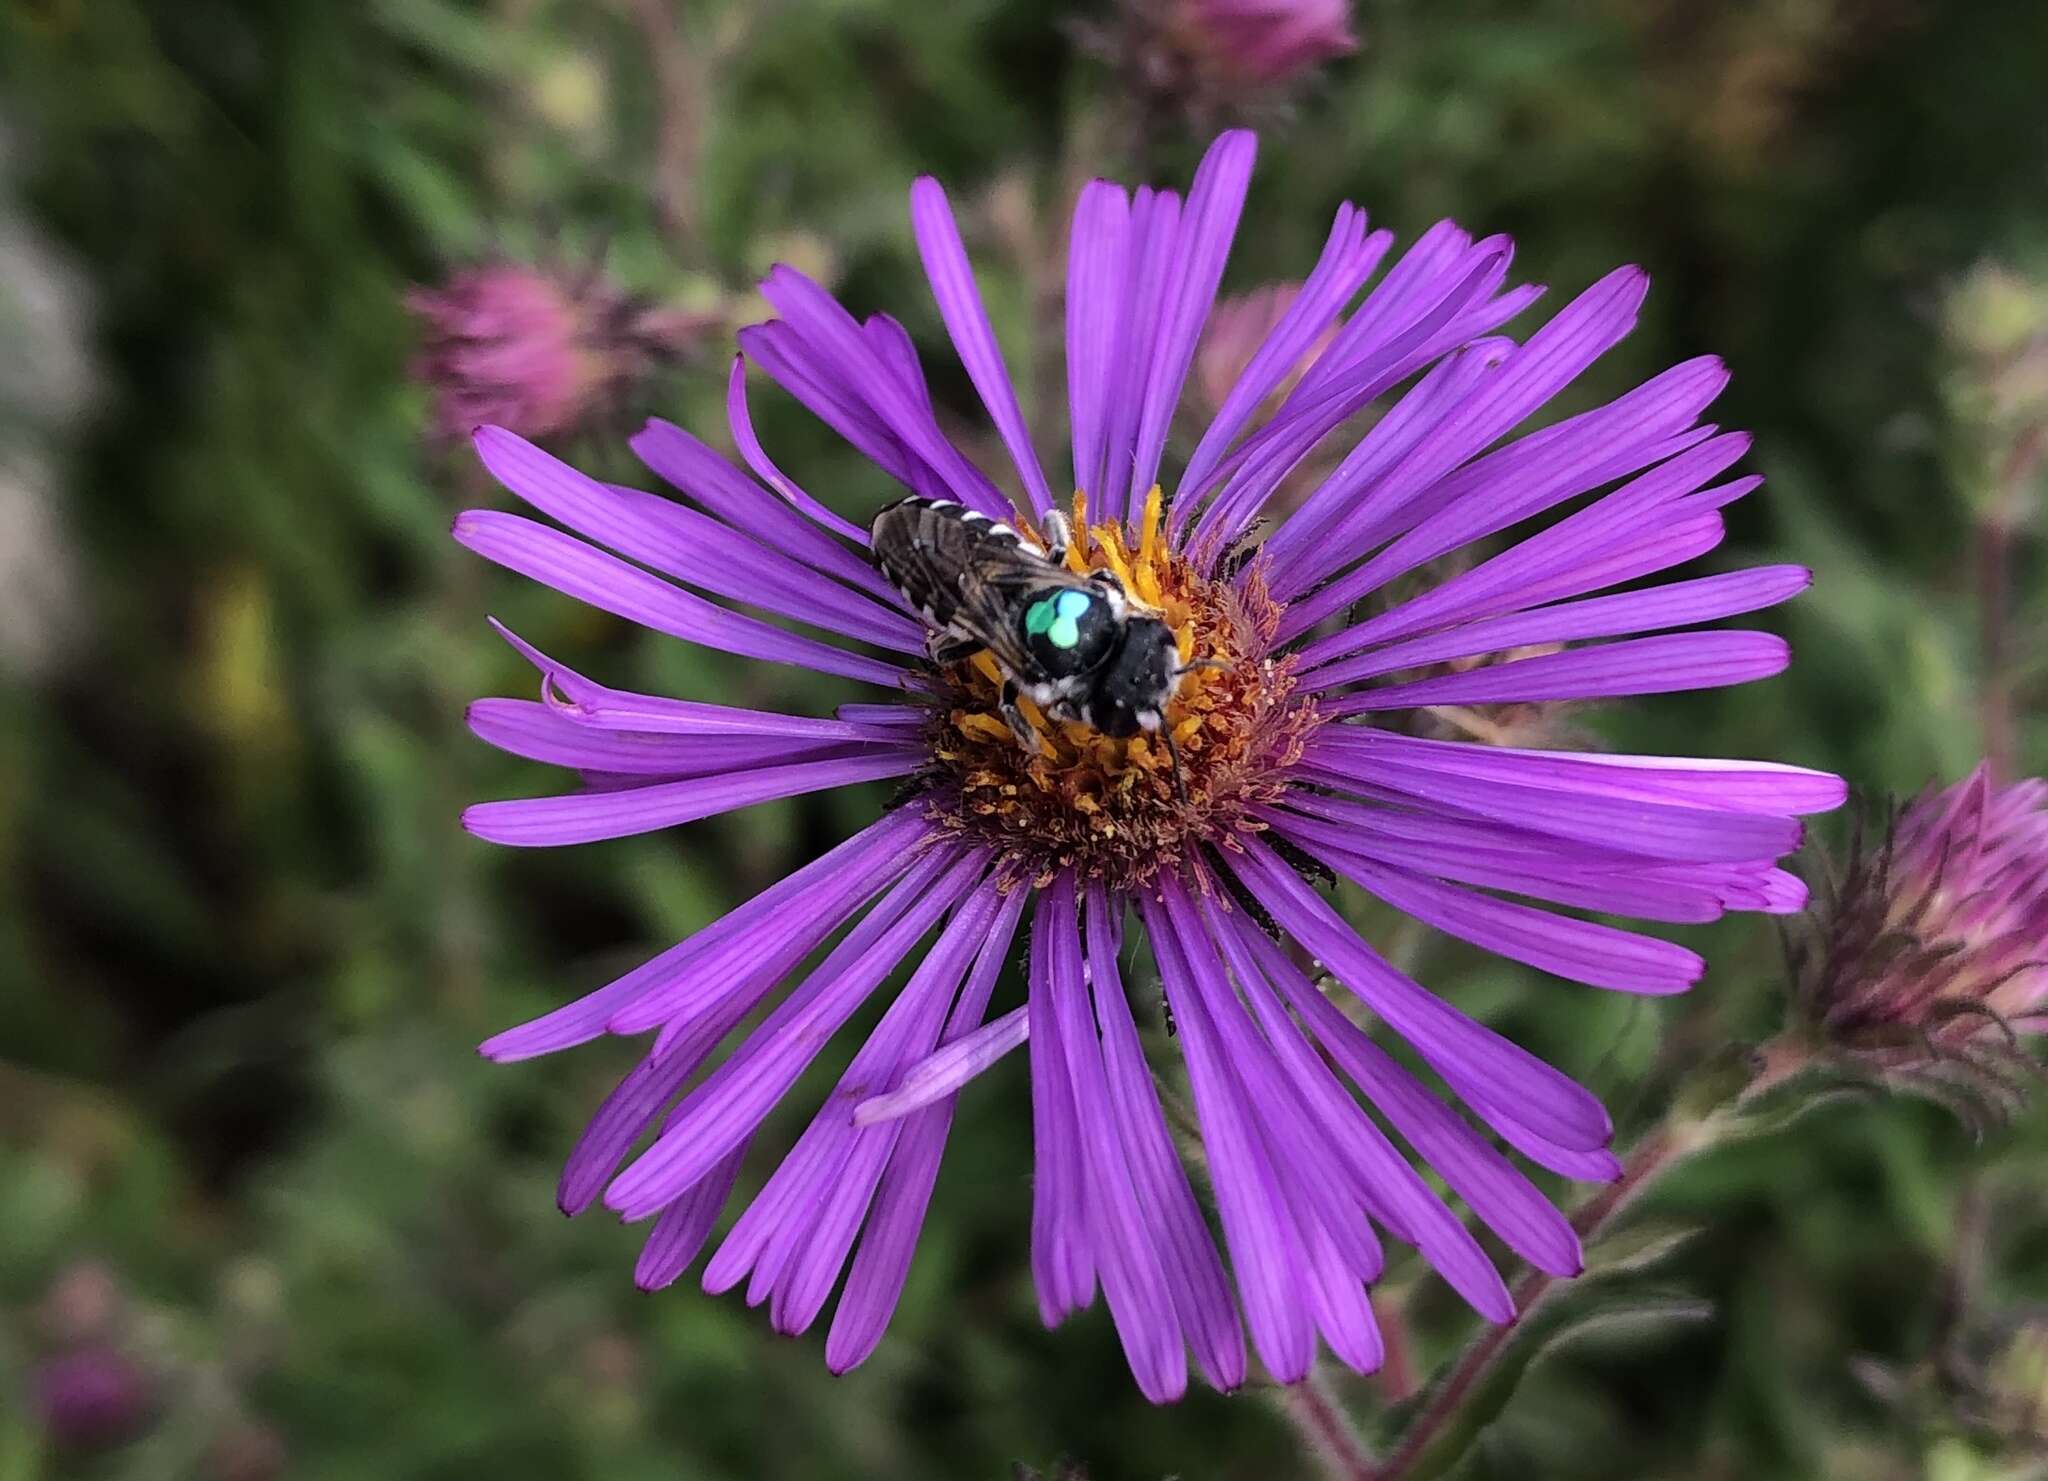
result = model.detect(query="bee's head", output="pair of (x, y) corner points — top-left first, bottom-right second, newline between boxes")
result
(1019, 585), (1119, 679)
(1084, 617), (1183, 738)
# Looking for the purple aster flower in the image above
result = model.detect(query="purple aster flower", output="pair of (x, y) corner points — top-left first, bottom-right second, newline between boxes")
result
(1790, 765), (2048, 1123)
(458, 131), (1843, 1400)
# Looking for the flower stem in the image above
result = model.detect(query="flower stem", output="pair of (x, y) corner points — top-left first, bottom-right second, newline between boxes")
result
(1277, 1370), (1379, 1481)
(1369, 1123), (1693, 1480)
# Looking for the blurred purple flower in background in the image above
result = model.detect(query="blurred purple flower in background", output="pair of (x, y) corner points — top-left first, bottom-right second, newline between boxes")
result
(456, 131), (1842, 1399)
(408, 260), (709, 445)
(1178, 0), (1358, 88)
(1195, 280), (1327, 414)
(1088, 0), (1356, 130)
(32, 1346), (156, 1451)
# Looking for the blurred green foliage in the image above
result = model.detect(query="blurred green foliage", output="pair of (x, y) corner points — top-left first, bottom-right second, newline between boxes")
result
(2, 0), (2047, 1477)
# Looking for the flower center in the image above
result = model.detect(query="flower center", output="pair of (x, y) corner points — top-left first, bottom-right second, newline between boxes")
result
(916, 487), (1316, 888)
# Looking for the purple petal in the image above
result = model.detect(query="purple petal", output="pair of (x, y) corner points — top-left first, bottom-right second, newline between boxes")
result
(1027, 887), (1098, 1325)
(454, 511), (906, 688)
(468, 698), (884, 776)
(1178, 203), (1382, 500)
(1248, 335), (1510, 574)
(557, 1021), (741, 1216)
(759, 881), (1010, 1335)
(1307, 727), (1846, 816)
(1291, 425), (1751, 657)
(1285, 221), (1480, 407)
(1215, 918), (1520, 1313)
(833, 701), (925, 730)
(1319, 631), (1790, 715)
(477, 807), (933, 1060)
(758, 266), (1013, 517)
(910, 177), (1056, 518)
(826, 889), (1029, 1372)
(471, 427), (918, 650)
(462, 748), (919, 847)
(723, 357), (874, 546)
(629, 414), (900, 602)
(1277, 434), (1744, 667)
(1042, 879), (1187, 1401)
(1307, 566), (1812, 690)
(723, 885), (1008, 1308)
(1274, 349), (1726, 632)
(1191, 256), (1547, 560)
(734, 322), (947, 501)
(853, 1005), (1027, 1124)
(1236, 927), (1583, 1279)
(604, 851), (989, 1219)
(1185, 226), (1531, 507)
(1128, 131), (1258, 507)
(1297, 1226), (1386, 1375)
(1480, 1117), (1625, 1184)
(1225, 838), (1613, 1151)
(1160, 882), (1387, 1290)
(1185, 244), (1525, 554)
(486, 620), (896, 741)
(1294, 503), (1728, 675)
(609, 832), (960, 1043)
(1328, 611), (1771, 713)
(634, 1144), (749, 1290)
(1096, 186), (1181, 525)
(1140, 886), (1314, 1383)
(1299, 840), (1705, 994)
(639, 841), (966, 1070)
(1066, 180), (1130, 504)
(1085, 886), (1247, 1391)
(1294, 752), (1802, 866)
(1266, 801), (1728, 924)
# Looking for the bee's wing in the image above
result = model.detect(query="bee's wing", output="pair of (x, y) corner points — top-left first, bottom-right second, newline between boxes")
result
(950, 555), (1094, 681)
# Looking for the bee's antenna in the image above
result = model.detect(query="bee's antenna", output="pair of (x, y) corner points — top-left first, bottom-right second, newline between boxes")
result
(1161, 726), (1188, 805)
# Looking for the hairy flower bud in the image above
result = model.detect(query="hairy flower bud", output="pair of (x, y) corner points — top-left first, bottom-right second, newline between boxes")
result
(1792, 766), (2048, 1126)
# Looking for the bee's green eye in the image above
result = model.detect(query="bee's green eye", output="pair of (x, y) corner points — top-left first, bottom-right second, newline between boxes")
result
(1025, 589), (1093, 649)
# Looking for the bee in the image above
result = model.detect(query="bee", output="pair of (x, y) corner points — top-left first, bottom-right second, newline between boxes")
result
(869, 497), (1210, 777)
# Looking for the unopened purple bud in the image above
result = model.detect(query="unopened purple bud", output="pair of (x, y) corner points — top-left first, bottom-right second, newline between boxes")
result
(1793, 765), (2048, 1125)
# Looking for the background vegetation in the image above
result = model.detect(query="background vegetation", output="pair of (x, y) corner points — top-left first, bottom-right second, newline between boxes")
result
(3, 1), (2047, 1476)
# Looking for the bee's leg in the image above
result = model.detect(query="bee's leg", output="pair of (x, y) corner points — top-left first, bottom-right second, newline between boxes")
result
(999, 679), (1042, 754)
(1160, 724), (1189, 804)
(927, 630), (981, 667)
(1088, 567), (1127, 596)
(1040, 509), (1071, 566)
